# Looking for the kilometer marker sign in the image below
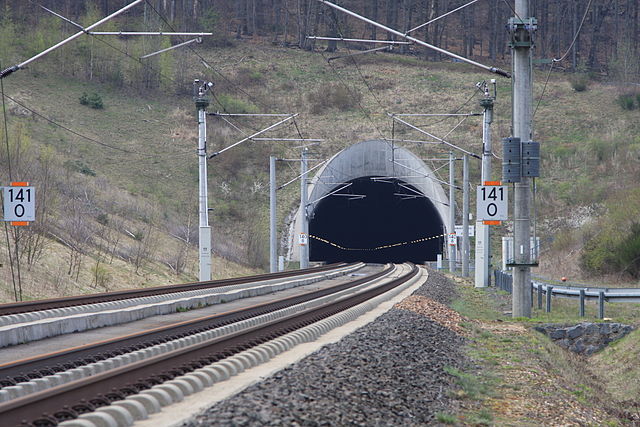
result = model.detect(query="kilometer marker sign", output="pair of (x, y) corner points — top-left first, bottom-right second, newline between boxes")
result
(476, 181), (507, 224)
(2, 182), (35, 226)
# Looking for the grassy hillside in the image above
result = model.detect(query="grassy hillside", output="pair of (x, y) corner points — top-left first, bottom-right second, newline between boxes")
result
(1, 35), (639, 301)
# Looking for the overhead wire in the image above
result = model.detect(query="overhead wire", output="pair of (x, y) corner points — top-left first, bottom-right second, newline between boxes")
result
(533, 0), (593, 119)
(326, 6), (484, 165)
(2, 93), (137, 154)
(142, 0), (274, 135)
(16, 0), (199, 158)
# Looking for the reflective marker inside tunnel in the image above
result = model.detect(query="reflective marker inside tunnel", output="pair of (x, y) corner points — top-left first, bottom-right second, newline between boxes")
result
(309, 177), (445, 264)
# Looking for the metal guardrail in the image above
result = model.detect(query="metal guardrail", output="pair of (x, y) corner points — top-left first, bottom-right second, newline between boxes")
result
(495, 270), (640, 319)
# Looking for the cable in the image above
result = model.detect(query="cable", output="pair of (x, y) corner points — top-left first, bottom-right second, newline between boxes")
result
(533, 0), (593, 119)
(533, 60), (554, 118)
(1, 93), (192, 159)
(143, 1), (269, 113)
(414, 86), (482, 128)
(553, 0), (594, 64)
(332, 12), (391, 117)
(1, 68), (13, 179)
(1, 66), (21, 301)
(500, 0), (523, 22)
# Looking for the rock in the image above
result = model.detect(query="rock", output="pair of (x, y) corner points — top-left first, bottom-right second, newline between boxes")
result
(548, 329), (566, 340)
(566, 325), (584, 339)
(536, 322), (634, 355)
(187, 268), (467, 426)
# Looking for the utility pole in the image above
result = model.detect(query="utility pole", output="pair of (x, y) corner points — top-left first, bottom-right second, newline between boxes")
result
(448, 151), (456, 273)
(299, 147), (310, 268)
(462, 154), (470, 276)
(510, 1), (536, 317)
(269, 155), (278, 273)
(194, 80), (213, 282)
(475, 81), (495, 287)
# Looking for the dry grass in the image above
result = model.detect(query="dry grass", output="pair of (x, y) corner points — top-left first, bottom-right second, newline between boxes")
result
(451, 276), (638, 426)
(1, 39), (638, 300)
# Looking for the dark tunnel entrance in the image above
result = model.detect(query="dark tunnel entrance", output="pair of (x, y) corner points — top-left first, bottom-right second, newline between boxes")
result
(309, 177), (445, 264)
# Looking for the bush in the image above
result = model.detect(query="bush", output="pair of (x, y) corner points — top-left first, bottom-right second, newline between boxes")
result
(569, 74), (588, 92)
(581, 225), (640, 278)
(79, 92), (104, 109)
(581, 188), (640, 278)
(236, 67), (264, 86)
(617, 93), (636, 110)
(214, 94), (257, 114)
(64, 159), (96, 176)
(307, 83), (362, 114)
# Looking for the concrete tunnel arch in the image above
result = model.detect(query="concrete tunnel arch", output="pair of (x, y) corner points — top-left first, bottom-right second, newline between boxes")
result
(287, 139), (451, 264)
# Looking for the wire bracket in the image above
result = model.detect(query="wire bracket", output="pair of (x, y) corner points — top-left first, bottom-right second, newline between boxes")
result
(507, 17), (537, 48)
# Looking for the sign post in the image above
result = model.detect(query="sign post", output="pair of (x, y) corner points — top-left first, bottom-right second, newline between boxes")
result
(476, 181), (508, 223)
(2, 182), (35, 226)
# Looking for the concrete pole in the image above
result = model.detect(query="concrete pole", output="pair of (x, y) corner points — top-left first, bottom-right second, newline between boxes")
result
(512, 0), (533, 317)
(448, 151), (456, 273)
(475, 96), (494, 287)
(462, 154), (470, 276)
(300, 147), (310, 268)
(269, 156), (277, 273)
(196, 91), (212, 282)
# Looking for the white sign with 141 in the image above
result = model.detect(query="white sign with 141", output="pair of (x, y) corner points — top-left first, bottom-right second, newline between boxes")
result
(2, 184), (35, 223)
(476, 185), (508, 221)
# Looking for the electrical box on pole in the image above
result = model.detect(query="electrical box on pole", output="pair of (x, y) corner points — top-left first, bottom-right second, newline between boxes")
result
(502, 137), (521, 183)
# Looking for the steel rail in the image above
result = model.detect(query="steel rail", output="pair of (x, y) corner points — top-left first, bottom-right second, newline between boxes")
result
(0, 265), (389, 386)
(0, 263), (349, 316)
(0, 264), (418, 426)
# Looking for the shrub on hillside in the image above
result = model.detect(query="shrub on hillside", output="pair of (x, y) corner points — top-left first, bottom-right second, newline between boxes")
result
(236, 67), (265, 86)
(581, 224), (640, 278)
(79, 92), (104, 109)
(569, 74), (589, 92)
(215, 94), (257, 114)
(617, 93), (636, 110)
(307, 83), (362, 114)
(581, 188), (640, 278)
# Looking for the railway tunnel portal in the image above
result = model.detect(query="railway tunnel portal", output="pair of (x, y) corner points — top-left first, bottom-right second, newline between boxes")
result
(288, 139), (450, 264)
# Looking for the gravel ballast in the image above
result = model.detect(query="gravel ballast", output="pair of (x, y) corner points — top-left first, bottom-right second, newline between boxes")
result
(189, 268), (466, 426)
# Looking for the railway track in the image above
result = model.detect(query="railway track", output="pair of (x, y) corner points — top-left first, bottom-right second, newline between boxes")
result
(0, 263), (421, 426)
(0, 263), (349, 317)
(0, 263), (362, 349)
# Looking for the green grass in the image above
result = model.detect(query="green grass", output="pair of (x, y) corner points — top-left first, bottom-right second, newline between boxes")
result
(446, 277), (639, 426)
(435, 412), (457, 424)
(444, 365), (491, 400)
